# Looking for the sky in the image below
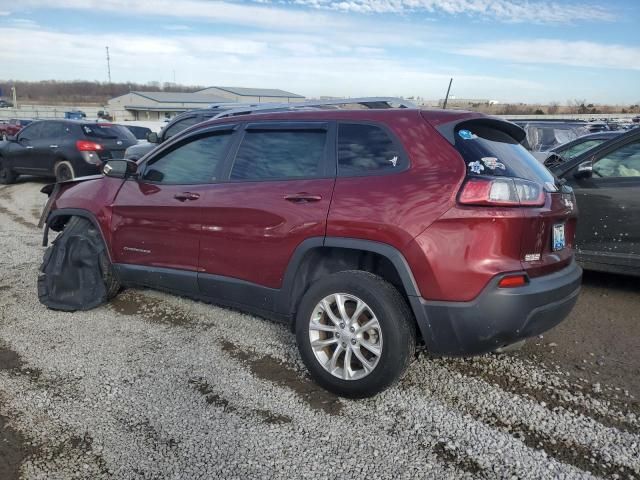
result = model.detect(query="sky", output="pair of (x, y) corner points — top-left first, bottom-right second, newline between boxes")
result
(0, 0), (639, 104)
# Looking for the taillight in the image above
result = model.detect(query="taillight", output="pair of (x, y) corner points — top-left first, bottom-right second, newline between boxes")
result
(498, 274), (528, 288)
(76, 140), (103, 152)
(459, 177), (545, 207)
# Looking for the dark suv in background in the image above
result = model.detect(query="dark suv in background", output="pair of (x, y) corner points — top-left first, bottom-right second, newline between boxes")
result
(0, 120), (136, 183)
(124, 108), (229, 160)
(39, 100), (581, 397)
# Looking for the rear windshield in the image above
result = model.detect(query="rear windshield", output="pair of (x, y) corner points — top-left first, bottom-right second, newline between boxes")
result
(125, 125), (151, 140)
(454, 124), (555, 185)
(82, 124), (135, 140)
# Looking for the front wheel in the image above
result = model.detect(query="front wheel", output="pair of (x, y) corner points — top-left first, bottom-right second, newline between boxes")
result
(296, 271), (416, 398)
(0, 157), (17, 184)
(38, 216), (120, 311)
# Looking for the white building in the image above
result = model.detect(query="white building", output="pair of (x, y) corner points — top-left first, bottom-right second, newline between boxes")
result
(108, 87), (306, 121)
(107, 91), (231, 121)
(195, 86), (305, 104)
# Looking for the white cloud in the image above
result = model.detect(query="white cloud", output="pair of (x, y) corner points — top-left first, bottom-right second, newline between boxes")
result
(455, 39), (640, 71)
(163, 25), (192, 31)
(3, 18), (39, 29)
(289, 0), (616, 24)
(16, 0), (350, 31)
(0, 11), (11, 16)
(0, 26), (541, 100)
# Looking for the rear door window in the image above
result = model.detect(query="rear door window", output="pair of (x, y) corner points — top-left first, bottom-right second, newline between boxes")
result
(39, 122), (70, 139)
(230, 128), (327, 180)
(338, 123), (405, 176)
(454, 123), (555, 185)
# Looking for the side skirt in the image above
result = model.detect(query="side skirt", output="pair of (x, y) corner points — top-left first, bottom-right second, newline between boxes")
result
(112, 264), (291, 324)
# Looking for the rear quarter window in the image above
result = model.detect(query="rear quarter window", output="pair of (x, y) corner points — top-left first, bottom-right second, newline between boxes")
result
(454, 124), (555, 185)
(338, 123), (406, 176)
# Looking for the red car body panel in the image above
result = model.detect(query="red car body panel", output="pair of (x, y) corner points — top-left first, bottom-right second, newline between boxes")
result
(110, 181), (211, 271)
(198, 178), (335, 289)
(326, 111), (465, 257)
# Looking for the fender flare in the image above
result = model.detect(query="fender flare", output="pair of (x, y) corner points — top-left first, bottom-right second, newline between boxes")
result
(277, 236), (423, 320)
(42, 208), (112, 262)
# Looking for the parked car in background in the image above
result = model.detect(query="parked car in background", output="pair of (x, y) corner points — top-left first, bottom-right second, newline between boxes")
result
(39, 101), (581, 397)
(124, 105), (250, 160)
(512, 120), (591, 158)
(0, 118), (33, 140)
(0, 99), (13, 108)
(550, 127), (640, 276)
(542, 131), (622, 167)
(64, 110), (86, 120)
(122, 125), (152, 143)
(0, 120), (136, 183)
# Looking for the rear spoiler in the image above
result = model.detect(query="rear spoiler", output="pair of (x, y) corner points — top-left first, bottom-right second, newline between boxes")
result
(434, 117), (527, 146)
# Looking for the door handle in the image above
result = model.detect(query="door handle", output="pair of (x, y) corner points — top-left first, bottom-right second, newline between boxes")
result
(174, 192), (200, 201)
(284, 193), (322, 203)
(26, 146), (34, 149)
(49, 145), (58, 148)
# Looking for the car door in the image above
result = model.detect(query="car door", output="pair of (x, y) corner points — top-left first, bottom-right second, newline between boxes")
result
(565, 139), (640, 271)
(197, 121), (336, 308)
(110, 126), (237, 292)
(35, 121), (67, 173)
(7, 122), (42, 173)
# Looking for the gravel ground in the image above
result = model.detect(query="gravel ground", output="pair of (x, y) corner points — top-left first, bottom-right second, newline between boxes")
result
(0, 179), (639, 480)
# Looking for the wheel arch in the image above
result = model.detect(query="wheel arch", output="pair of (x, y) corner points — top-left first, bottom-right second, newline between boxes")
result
(43, 208), (112, 262)
(279, 237), (422, 332)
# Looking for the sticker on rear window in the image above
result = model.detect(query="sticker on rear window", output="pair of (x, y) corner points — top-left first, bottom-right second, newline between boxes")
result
(468, 161), (485, 174)
(481, 157), (506, 170)
(458, 129), (477, 140)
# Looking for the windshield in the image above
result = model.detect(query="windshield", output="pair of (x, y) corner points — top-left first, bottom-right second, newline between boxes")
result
(454, 124), (555, 185)
(82, 124), (134, 140)
(556, 138), (607, 160)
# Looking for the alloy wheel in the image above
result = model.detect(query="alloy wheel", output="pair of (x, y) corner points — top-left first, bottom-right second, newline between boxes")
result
(308, 293), (383, 381)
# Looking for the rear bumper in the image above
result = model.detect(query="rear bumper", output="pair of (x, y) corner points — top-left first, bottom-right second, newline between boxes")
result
(410, 260), (582, 355)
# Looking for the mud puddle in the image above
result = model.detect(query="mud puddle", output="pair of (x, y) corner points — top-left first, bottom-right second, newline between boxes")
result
(221, 341), (343, 416)
(189, 377), (292, 425)
(110, 290), (194, 327)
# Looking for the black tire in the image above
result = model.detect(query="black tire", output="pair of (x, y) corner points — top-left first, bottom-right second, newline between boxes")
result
(38, 217), (120, 311)
(54, 161), (74, 182)
(0, 157), (17, 184)
(296, 270), (416, 398)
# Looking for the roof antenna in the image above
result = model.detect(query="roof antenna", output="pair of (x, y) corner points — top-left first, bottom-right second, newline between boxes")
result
(442, 78), (453, 109)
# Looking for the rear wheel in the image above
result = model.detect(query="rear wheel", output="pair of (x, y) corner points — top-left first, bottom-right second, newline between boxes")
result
(54, 161), (75, 182)
(0, 157), (17, 184)
(296, 271), (416, 398)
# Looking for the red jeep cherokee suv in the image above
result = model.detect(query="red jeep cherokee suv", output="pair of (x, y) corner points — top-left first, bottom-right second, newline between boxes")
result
(38, 105), (582, 397)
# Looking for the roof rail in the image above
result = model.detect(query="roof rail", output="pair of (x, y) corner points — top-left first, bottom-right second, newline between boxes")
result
(210, 97), (417, 120)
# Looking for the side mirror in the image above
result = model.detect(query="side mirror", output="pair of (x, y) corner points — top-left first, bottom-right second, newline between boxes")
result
(146, 132), (159, 143)
(103, 160), (138, 179)
(574, 160), (593, 179)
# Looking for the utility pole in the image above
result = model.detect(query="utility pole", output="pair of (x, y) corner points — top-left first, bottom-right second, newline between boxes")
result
(442, 77), (453, 109)
(106, 46), (112, 84)
(11, 85), (17, 109)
